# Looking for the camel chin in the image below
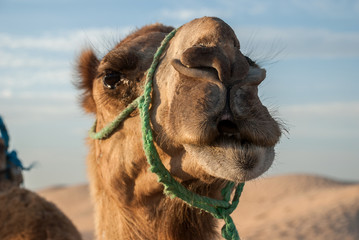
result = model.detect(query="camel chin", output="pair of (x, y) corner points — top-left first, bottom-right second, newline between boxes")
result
(184, 141), (275, 182)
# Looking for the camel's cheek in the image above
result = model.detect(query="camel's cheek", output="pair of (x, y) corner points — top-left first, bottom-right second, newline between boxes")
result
(167, 80), (226, 145)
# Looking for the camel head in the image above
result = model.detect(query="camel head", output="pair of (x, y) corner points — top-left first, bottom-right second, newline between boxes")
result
(77, 16), (281, 194)
(77, 16), (282, 240)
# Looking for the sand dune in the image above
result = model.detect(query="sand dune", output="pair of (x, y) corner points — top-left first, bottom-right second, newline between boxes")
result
(38, 174), (359, 240)
(232, 175), (359, 240)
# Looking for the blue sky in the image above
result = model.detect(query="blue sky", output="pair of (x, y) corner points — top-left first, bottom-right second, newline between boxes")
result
(0, 0), (358, 189)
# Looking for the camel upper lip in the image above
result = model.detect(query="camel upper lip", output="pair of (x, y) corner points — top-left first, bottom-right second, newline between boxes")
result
(215, 115), (269, 148)
(217, 119), (238, 134)
(214, 117), (255, 147)
(216, 110), (239, 134)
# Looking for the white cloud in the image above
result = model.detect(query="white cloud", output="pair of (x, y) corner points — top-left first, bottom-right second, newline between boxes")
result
(0, 27), (131, 53)
(237, 26), (359, 60)
(16, 91), (75, 100)
(1, 68), (71, 88)
(0, 95), (81, 128)
(0, 66), (74, 102)
(290, 0), (359, 17)
(0, 50), (68, 68)
(281, 101), (359, 139)
(160, 8), (230, 21)
(159, 2), (274, 20)
(246, 2), (268, 15)
(282, 102), (359, 118)
(0, 89), (13, 98)
(160, 1), (359, 21)
(0, 89), (75, 101)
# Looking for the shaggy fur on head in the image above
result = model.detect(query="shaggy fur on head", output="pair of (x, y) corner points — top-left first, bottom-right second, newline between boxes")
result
(76, 49), (100, 113)
(76, 17), (281, 240)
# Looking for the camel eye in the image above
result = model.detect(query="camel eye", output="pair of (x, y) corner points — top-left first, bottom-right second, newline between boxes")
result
(103, 71), (122, 90)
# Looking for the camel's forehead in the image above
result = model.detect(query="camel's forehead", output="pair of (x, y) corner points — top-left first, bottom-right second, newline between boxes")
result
(177, 17), (239, 47)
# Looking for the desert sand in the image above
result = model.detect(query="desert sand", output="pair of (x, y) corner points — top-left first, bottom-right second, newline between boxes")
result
(38, 174), (359, 240)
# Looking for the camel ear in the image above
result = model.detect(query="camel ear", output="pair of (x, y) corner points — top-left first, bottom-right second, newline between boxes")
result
(180, 46), (230, 82)
(76, 49), (99, 113)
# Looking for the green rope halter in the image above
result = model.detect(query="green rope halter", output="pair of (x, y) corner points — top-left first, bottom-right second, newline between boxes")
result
(89, 28), (245, 240)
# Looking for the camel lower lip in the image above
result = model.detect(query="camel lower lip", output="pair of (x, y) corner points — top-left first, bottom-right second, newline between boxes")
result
(184, 140), (275, 183)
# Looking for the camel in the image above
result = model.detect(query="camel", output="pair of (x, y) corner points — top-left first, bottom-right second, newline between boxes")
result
(76, 17), (281, 240)
(0, 125), (82, 240)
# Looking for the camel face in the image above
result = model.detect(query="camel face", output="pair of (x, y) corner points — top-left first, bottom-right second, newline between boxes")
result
(152, 17), (281, 182)
(78, 17), (281, 185)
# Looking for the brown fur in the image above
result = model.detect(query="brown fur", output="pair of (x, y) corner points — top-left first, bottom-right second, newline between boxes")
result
(0, 137), (82, 240)
(76, 17), (282, 240)
(0, 187), (82, 240)
(76, 49), (100, 113)
(117, 23), (174, 47)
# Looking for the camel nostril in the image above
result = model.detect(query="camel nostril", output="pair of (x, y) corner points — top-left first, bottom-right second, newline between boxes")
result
(217, 120), (238, 134)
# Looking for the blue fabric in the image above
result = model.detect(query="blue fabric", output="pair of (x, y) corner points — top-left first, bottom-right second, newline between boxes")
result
(7, 150), (34, 170)
(0, 115), (33, 173)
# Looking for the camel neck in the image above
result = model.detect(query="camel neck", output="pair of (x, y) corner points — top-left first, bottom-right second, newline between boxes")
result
(92, 155), (222, 240)
(97, 191), (219, 240)
(153, 196), (219, 240)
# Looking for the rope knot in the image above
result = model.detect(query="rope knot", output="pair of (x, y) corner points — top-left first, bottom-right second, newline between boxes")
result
(214, 205), (232, 219)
